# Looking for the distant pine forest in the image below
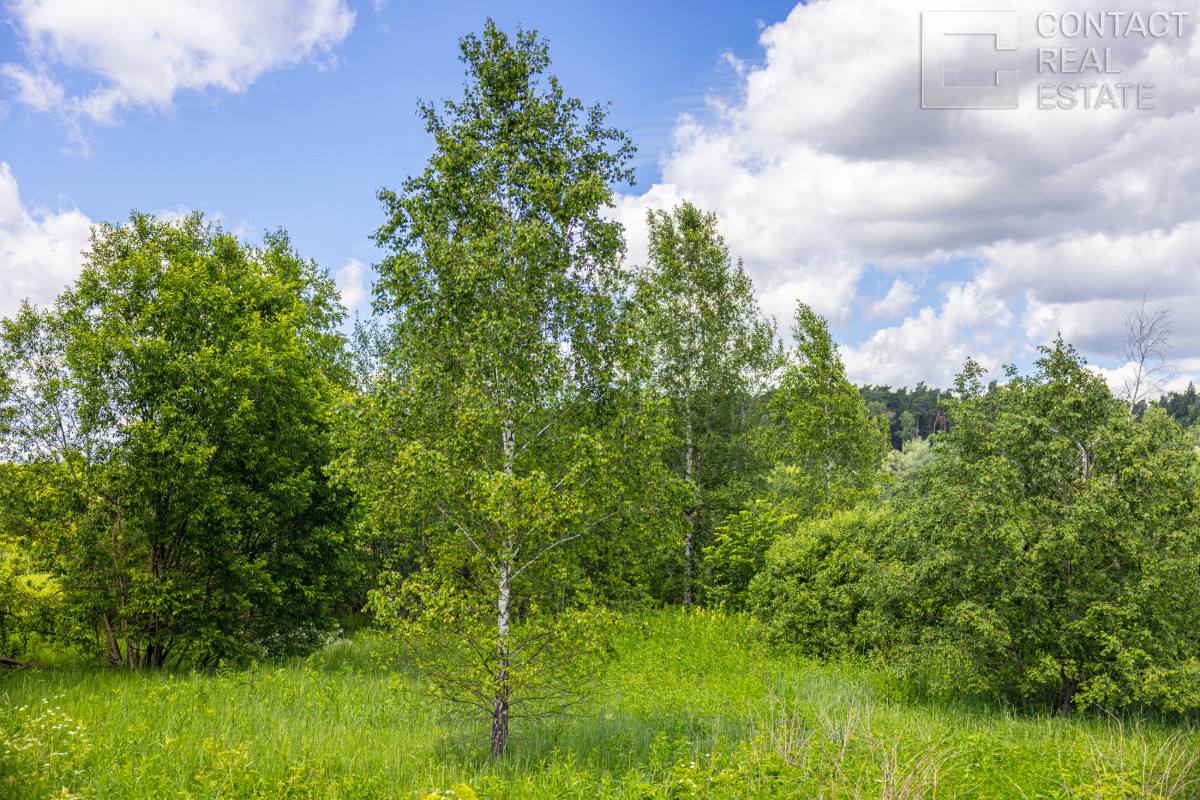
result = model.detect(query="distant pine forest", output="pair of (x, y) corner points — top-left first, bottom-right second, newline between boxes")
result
(862, 381), (1200, 450)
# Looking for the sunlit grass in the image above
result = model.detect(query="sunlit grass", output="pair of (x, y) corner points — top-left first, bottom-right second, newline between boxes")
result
(2, 609), (1197, 798)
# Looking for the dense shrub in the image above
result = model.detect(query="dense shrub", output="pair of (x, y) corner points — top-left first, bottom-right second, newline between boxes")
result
(0, 214), (354, 669)
(747, 504), (894, 656)
(892, 342), (1200, 713)
(704, 499), (797, 610)
(750, 342), (1200, 716)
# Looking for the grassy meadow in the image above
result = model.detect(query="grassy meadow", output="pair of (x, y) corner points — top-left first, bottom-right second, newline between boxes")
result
(2, 609), (1198, 799)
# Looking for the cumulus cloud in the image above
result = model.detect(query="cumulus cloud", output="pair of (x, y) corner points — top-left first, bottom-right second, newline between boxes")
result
(335, 258), (371, 314)
(844, 282), (1018, 387)
(868, 279), (918, 320)
(1088, 356), (1200, 403)
(1, 0), (355, 131)
(622, 0), (1200, 388)
(0, 162), (93, 320)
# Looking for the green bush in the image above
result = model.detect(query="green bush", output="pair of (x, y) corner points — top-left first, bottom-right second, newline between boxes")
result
(703, 499), (797, 610)
(747, 504), (893, 656)
(749, 341), (1200, 717)
(892, 341), (1200, 713)
(880, 436), (935, 500)
(0, 464), (68, 662)
(0, 214), (355, 669)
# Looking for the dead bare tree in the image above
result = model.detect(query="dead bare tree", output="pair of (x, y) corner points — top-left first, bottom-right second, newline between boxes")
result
(1121, 298), (1175, 414)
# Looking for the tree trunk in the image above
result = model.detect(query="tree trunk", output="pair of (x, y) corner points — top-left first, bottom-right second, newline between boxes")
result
(1058, 670), (1077, 715)
(683, 420), (695, 606)
(492, 556), (512, 757)
(492, 416), (516, 757)
(0, 656), (53, 671)
(101, 612), (123, 665)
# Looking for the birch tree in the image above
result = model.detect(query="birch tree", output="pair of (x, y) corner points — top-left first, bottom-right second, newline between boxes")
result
(1120, 297), (1174, 414)
(348, 21), (667, 757)
(770, 302), (888, 518)
(635, 202), (779, 605)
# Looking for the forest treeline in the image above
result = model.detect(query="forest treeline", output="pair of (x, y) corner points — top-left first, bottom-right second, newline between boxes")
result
(1156, 383), (1200, 428)
(862, 381), (1200, 450)
(3, 21), (1200, 755)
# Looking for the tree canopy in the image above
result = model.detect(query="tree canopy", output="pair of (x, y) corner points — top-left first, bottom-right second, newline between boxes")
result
(634, 200), (779, 604)
(897, 343), (1200, 711)
(339, 20), (671, 757)
(770, 302), (888, 518)
(0, 212), (354, 669)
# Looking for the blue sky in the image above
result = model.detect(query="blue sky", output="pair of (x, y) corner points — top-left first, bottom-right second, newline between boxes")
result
(4, 0), (1200, 393)
(0, 2), (786, 283)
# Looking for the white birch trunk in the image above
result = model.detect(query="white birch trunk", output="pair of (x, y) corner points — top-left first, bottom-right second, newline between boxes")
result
(492, 416), (516, 756)
(492, 554), (511, 756)
(683, 418), (695, 606)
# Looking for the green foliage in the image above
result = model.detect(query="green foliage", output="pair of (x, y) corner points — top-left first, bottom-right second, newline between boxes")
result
(370, 568), (615, 723)
(1156, 382), (1200, 428)
(750, 340), (1200, 718)
(747, 504), (894, 656)
(859, 382), (952, 450)
(770, 303), (888, 519)
(339, 20), (672, 755)
(892, 341), (1200, 713)
(0, 212), (354, 668)
(711, 306), (888, 619)
(0, 467), (64, 660)
(634, 201), (780, 604)
(0, 461), (96, 663)
(0, 553), (60, 662)
(702, 500), (796, 611)
(880, 436), (936, 500)
(3, 611), (1198, 799)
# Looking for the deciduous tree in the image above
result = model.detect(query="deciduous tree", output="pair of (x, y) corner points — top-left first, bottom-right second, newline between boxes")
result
(1120, 298), (1174, 414)
(635, 202), (779, 605)
(896, 341), (1200, 712)
(344, 21), (670, 757)
(770, 303), (888, 518)
(0, 212), (353, 669)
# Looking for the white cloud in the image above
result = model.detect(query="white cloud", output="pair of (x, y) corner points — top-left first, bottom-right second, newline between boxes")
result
(625, 0), (1200, 389)
(0, 63), (64, 112)
(868, 279), (917, 320)
(335, 258), (370, 314)
(981, 226), (1200, 304)
(0, 162), (93, 320)
(844, 282), (1018, 387)
(2, 0), (355, 130)
(1089, 358), (1200, 401)
(758, 260), (863, 328)
(150, 205), (197, 224)
(1164, 361), (1200, 393)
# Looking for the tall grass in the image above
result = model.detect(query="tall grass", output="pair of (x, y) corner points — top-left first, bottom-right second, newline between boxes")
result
(2, 609), (1197, 799)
